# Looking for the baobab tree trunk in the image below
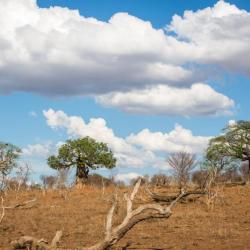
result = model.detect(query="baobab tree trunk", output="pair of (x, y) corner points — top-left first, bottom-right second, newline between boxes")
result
(248, 159), (250, 182)
(242, 146), (250, 182)
(75, 165), (89, 188)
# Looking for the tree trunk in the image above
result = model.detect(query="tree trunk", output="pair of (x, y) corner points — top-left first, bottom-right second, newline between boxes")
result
(248, 159), (250, 183)
(242, 147), (250, 183)
(75, 165), (89, 188)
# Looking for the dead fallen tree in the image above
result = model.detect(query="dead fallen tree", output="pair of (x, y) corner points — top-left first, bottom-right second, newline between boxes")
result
(145, 185), (207, 203)
(11, 178), (206, 250)
(82, 178), (185, 250)
(11, 230), (62, 250)
(221, 181), (246, 187)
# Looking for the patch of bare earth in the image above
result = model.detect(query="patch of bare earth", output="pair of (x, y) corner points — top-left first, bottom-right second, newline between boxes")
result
(0, 185), (250, 249)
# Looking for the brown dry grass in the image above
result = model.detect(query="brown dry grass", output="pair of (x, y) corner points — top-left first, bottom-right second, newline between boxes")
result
(0, 185), (250, 250)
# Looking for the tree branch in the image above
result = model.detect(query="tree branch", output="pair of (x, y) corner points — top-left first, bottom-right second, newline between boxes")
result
(105, 195), (117, 239)
(4, 198), (37, 209)
(83, 178), (205, 250)
(145, 185), (206, 203)
(0, 196), (5, 224)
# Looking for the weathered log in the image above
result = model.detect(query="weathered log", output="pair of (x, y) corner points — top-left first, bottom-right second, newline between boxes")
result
(224, 181), (246, 187)
(146, 186), (206, 203)
(11, 231), (62, 250)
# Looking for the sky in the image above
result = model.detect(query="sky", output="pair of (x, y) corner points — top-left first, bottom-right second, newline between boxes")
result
(0, 0), (250, 183)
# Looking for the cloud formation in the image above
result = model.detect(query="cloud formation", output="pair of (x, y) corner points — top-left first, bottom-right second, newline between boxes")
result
(96, 83), (234, 116)
(43, 109), (211, 169)
(22, 141), (60, 158)
(1, 0), (248, 115)
(168, 0), (250, 74)
(0, 0), (193, 96)
(115, 172), (142, 183)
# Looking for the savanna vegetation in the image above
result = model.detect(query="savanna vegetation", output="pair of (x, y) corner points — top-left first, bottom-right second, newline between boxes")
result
(0, 121), (250, 249)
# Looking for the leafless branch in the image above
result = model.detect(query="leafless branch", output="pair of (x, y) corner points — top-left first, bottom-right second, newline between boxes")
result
(83, 178), (201, 250)
(51, 231), (63, 249)
(0, 196), (5, 224)
(4, 198), (37, 209)
(105, 195), (118, 239)
(145, 185), (206, 203)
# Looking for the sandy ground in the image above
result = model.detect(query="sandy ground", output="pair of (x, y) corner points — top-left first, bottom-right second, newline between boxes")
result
(0, 185), (250, 249)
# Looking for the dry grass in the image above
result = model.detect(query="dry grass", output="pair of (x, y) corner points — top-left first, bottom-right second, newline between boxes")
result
(0, 185), (250, 249)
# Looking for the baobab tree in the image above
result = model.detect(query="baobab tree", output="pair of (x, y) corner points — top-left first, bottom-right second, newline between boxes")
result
(47, 137), (116, 186)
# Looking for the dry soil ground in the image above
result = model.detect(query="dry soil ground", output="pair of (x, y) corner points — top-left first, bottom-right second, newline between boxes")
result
(0, 185), (250, 249)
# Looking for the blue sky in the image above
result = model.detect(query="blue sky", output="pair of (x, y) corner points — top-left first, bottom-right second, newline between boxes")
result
(0, 0), (249, 183)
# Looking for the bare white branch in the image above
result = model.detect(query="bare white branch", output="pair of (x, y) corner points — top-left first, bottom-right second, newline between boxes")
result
(105, 195), (117, 239)
(4, 198), (37, 209)
(125, 178), (141, 214)
(130, 178), (141, 201)
(51, 230), (63, 249)
(0, 196), (5, 224)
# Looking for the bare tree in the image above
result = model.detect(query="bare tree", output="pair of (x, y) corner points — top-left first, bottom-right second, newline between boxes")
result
(2, 163), (32, 192)
(15, 163), (31, 191)
(192, 170), (208, 189)
(88, 174), (112, 188)
(167, 152), (196, 190)
(56, 168), (70, 188)
(239, 162), (250, 182)
(150, 173), (171, 187)
(40, 175), (57, 189)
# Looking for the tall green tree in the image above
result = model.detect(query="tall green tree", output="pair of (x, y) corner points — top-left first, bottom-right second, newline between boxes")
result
(205, 120), (250, 179)
(0, 142), (21, 176)
(47, 137), (116, 185)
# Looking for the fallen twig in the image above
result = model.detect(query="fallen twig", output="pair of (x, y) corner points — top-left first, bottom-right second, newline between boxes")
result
(4, 198), (37, 209)
(0, 196), (5, 224)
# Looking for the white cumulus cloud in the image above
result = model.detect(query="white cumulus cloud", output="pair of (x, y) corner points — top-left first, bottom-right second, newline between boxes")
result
(115, 172), (142, 183)
(96, 83), (234, 116)
(127, 124), (211, 154)
(43, 109), (211, 169)
(0, 0), (194, 96)
(0, 0), (248, 109)
(168, 0), (250, 74)
(22, 142), (54, 158)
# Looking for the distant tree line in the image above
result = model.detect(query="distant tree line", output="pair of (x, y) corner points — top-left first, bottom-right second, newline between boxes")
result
(1, 120), (250, 191)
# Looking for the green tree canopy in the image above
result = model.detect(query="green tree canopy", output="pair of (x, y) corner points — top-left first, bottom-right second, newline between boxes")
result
(47, 137), (116, 184)
(205, 120), (250, 178)
(0, 142), (21, 176)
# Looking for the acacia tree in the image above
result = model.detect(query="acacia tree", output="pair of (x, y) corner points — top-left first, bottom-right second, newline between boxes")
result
(0, 142), (21, 174)
(47, 137), (116, 185)
(167, 151), (196, 190)
(205, 120), (250, 180)
(0, 142), (21, 190)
